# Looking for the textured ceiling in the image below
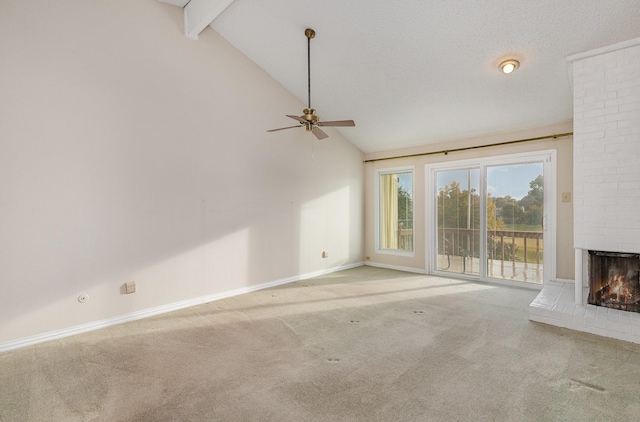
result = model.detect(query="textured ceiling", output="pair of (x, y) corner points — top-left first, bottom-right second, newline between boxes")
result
(178, 1), (640, 153)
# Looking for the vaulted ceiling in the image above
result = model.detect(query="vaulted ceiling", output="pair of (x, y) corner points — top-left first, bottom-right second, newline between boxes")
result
(159, 0), (640, 153)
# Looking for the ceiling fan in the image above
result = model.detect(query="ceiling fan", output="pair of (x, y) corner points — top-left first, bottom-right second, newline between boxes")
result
(267, 28), (355, 140)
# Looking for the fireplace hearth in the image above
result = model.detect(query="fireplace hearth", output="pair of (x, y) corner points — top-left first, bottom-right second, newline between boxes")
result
(589, 251), (640, 313)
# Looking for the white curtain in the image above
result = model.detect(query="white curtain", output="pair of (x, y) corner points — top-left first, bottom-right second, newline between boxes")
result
(380, 174), (398, 249)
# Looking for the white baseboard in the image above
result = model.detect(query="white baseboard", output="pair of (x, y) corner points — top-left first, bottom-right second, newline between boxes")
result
(364, 261), (427, 274)
(0, 262), (364, 354)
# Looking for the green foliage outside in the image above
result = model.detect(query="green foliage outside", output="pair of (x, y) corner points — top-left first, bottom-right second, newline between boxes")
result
(437, 174), (544, 263)
(497, 175), (544, 228)
(398, 186), (413, 229)
(511, 237), (543, 263)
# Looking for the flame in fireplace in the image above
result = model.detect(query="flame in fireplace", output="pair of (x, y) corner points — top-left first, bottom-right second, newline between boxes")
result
(609, 273), (633, 301)
(595, 271), (640, 311)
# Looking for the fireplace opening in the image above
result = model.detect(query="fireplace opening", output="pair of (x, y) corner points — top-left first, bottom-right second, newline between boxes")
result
(588, 250), (640, 312)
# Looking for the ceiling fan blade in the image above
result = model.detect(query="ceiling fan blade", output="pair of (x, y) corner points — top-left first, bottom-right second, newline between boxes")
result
(317, 120), (356, 127)
(311, 127), (329, 140)
(267, 125), (302, 132)
(286, 115), (307, 124)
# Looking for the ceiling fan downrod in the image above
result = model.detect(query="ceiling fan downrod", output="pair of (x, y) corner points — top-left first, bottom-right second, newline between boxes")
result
(305, 28), (315, 110)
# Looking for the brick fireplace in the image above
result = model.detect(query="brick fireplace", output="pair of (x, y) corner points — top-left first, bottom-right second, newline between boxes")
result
(529, 37), (640, 343)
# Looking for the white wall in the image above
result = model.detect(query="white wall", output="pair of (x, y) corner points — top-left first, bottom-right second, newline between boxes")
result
(0, 0), (363, 348)
(571, 38), (640, 254)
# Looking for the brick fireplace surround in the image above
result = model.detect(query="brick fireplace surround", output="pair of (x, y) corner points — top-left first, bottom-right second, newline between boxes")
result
(529, 37), (640, 344)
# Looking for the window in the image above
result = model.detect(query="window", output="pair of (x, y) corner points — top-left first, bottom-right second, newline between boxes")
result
(376, 168), (414, 255)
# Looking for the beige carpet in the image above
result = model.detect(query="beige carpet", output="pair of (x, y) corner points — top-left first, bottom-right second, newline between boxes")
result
(2, 266), (640, 421)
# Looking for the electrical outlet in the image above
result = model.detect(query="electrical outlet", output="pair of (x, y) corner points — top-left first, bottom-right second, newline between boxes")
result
(365, 256), (371, 261)
(562, 192), (572, 203)
(125, 281), (136, 294)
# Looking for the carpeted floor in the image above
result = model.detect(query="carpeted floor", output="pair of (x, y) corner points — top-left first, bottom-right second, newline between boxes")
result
(2, 266), (640, 421)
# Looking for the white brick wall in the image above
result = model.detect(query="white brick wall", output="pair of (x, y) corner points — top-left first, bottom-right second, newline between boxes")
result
(572, 39), (640, 254)
(530, 39), (640, 342)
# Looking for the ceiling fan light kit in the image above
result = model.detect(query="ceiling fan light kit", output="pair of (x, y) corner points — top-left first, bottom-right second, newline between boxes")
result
(500, 59), (520, 74)
(267, 28), (355, 140)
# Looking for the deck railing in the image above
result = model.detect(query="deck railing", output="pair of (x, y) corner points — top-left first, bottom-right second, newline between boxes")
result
(397, 222), (414, 251)
(437, 228), (543, 267)
(396, 227), (544, 274)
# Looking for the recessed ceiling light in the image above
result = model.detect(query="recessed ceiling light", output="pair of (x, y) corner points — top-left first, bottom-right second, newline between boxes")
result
(500, 59), (520, 74)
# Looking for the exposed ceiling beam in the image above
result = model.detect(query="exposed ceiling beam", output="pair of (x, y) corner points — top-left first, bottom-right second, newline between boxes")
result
(183, 0), (235, 40)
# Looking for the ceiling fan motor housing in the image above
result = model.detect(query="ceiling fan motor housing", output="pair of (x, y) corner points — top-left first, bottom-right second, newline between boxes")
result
(303, 108), (318, 123)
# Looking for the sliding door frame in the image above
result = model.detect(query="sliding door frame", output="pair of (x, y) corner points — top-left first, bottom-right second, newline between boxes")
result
(425, 150), (557, 287)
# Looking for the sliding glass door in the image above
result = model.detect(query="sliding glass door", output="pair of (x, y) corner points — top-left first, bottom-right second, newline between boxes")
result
(428, 152), (554, 285)
(486, 163), (544, 283)
(435, 168), (480, 276)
